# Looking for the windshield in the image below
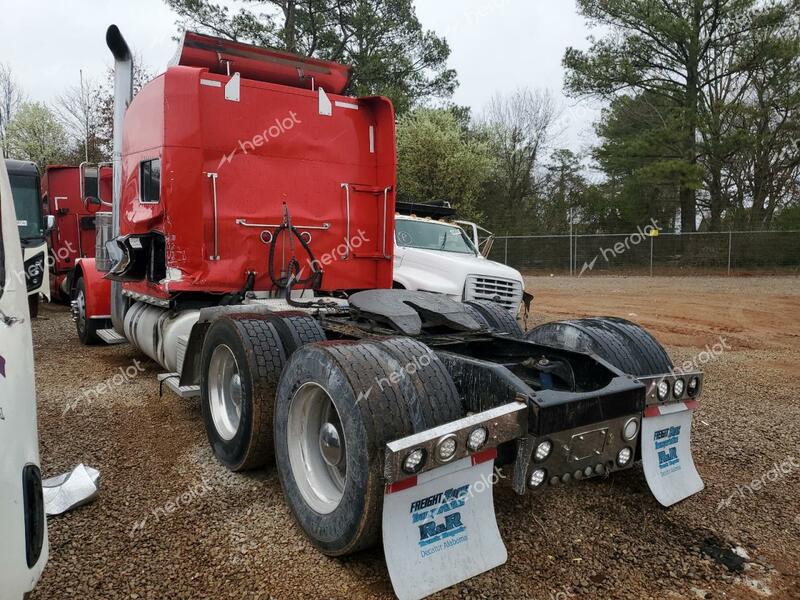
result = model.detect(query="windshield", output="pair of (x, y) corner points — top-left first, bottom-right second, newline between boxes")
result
(395, 219), (477, 255)
(9, 174), (44, 241)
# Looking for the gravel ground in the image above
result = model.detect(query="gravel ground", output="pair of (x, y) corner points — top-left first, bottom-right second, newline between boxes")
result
(30, 276), (800, 599)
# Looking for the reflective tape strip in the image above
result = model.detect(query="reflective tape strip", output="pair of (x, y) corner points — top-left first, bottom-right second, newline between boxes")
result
(335, 100), (359, 110)
(385, 476), (417, 495)
(471, 447), (497, 466)
(384, 448), (498, 494)
(200, 79), (222, 87)
(644, 400), (699, 418)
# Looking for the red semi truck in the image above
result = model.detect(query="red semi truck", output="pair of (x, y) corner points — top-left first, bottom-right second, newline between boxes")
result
(42, 164), (112, 301)
(75, 25), (706, 599)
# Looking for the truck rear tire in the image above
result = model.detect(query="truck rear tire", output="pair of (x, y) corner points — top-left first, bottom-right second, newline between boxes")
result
(273, 339), (463, 556)
(74, 278), (101, 345)
(527, 317), (672, 462)
(27, 294), (39, 319)
(269, 313), (327, 355)
(200, 317), (287, 471)
(465, 299), (523, 338)
(525, 317), (672, 376)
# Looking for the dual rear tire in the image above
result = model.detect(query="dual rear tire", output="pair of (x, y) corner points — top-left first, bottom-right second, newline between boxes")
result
(200, 315), (464, 555)
(274, 338), (463, 555)
(525, 316), (673, 376)
(200, 313), (326, 471)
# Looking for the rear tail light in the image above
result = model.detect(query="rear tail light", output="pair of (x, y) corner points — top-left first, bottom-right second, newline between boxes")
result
(22, 464), (45, 568)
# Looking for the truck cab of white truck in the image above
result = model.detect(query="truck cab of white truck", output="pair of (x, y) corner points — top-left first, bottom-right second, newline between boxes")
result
(5, 159), (52, 317)
(0, 156), (49, 599)
(392, 204), (525, 315)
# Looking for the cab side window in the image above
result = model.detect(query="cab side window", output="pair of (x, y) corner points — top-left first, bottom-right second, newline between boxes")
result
(140, 159), (161, 203)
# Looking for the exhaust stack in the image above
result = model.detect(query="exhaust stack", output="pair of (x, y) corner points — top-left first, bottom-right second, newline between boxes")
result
(105, 25), (133, 333)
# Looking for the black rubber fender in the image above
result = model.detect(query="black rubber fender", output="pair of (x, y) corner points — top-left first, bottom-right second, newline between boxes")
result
(525, 317), (672, 377)
(465, 299), (524, 338)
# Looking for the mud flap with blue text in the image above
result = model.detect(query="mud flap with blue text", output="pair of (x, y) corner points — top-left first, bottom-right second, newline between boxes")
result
(382, 449), (506, 600)
(641, 400), (704, 507)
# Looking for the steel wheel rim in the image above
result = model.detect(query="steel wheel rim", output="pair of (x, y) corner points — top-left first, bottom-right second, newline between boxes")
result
(207, 344), (243, 441)
(287, 382), (347, 514)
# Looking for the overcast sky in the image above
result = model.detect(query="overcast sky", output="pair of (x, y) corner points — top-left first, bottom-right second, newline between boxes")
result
(0, 0), (602, 155)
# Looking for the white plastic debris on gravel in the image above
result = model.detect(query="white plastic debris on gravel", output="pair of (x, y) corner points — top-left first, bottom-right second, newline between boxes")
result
(42, 464), (101, 516)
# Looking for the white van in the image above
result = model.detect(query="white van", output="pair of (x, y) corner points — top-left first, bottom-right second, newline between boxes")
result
(0, 158), (48, 598)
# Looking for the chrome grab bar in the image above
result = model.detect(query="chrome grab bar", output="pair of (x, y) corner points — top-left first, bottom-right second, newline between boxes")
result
(79, 161), (89, 199)
(382, 186), (391, 259)
(207, 172), (220, 260)
(235, 219), (331, 231)
(341, 183), (392, 260)
(341, 183), (351, 259)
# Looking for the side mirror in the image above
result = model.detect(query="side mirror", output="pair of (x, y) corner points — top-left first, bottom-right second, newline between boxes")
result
(84, 196), (102, 214)
(45, 214), (56, 232)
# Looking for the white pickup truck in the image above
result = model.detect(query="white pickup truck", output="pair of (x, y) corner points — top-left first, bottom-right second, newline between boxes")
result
(0, 157), (48, 598)
(392, 213), (526, 315)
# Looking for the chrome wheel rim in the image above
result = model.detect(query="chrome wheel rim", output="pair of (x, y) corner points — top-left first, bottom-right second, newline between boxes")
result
(76, 289), (86, 334)
(287, 382), (347, 514)
(208, 344), (243, 441)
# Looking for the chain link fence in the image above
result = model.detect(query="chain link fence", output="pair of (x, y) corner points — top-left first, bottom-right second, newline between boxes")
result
(488, 230), (800, 276)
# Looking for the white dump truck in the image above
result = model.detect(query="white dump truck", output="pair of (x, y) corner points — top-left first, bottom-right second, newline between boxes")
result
(392, 203), (526, 315)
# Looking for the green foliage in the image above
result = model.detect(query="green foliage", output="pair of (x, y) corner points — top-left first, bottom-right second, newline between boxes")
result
(165, 0), (456, 114)
(396, 108), (494, 221)
(564, 0), (800, 232)
(592, 92), (703, 230)
(6, 102), (69, 170)
(773, 204), (800, 230)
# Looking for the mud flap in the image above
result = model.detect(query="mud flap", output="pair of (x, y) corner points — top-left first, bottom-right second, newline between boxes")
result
(382, 449), (506, 600)
(641, 401), (704, 507)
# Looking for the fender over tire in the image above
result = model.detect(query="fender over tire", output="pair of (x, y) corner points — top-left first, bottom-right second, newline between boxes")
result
(74, 278), (101, 345)
(465, 299), (524, 338)
(525, 317), (672, 377)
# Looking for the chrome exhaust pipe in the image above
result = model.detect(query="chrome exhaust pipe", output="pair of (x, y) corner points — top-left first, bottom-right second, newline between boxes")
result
(105, 25), (133, 334)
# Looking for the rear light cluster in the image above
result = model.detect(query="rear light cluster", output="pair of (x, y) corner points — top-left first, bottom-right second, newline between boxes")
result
(527, 417), (640, 490)
(402, 426), (489, 475)
(528, 461), (617, 489)
(657, 375), (701, 401)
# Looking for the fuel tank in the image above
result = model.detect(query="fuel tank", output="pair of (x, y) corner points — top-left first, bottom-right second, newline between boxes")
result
(123, 302), (200, 373)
